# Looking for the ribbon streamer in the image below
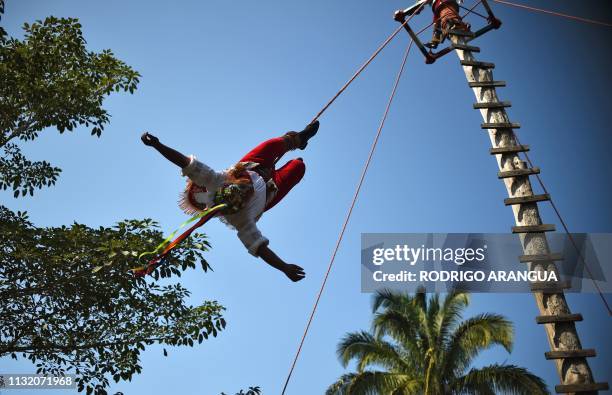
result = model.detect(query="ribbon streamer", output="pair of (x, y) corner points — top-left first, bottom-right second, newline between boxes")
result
(132, 204), (227, 277)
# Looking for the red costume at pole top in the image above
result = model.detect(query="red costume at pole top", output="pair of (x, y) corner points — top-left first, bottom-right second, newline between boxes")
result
(403, 0), (470, 48)
(431, 0), (470, 47)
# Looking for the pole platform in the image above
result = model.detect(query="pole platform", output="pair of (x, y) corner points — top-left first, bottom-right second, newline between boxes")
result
(545, 349), (596, 360)
(470, 80), (506, 88)
(519, 253), (563, 263)
(452, 43), (480, 52)
(447, 29), (475, 37)
(461, 59), (495, 68)
(394, 0), (500, 64)
(474, 101), (511, 109)
(504, 193), (550, 205)
(530, 280), (572, 293)
(536, 314), (583, 324)
(482, 122), (520, 129)
(512, 224), (556, 233)
(497, 167), (540, 178)
(555, 382), (609, 393)
(489, 144), (529, 154)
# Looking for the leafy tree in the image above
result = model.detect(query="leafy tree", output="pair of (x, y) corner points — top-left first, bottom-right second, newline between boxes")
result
(0, 16), (140, 197)
(0, 206), (225, 394)
(0, 13), (226, 395)
(327, 289), (549, 395)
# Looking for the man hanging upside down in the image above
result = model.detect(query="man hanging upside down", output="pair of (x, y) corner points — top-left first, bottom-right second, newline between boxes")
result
(140, 121), (319, 282)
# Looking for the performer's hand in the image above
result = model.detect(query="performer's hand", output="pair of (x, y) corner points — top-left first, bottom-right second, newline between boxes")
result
(283, 263), (305, 282)
(141, 132), (159, 147)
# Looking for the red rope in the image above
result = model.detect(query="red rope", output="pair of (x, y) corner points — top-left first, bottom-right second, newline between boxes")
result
(309, 0), (479, 125)
(309, 25), (402, 123)
(492, 0), (612, 27)
(309, 2), (428, 124)
(513, 135), (612, 315)
(280, 40), (415, 395)
(461, 0), (484, 19)
(273, 15), (415, 166)
(461, 0), (610, 314)
(278, 1), (504, 390)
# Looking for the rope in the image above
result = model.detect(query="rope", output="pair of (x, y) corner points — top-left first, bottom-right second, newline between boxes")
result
(308, 0), (482, 126)
(280, 1), (547, 390)
(309, 24), (405, 124)
(459, 4), (488, 20)
(280, 40), (415, 395)
(492, 0), (612, 27)
(274, 14), (417, 166)
(458, 0), (611, 313)
(449, 0), (611, 314)
(279, 2), (471, 387)
(512, 135), (612, 315)
(461, 0), (484, 20)
(309, 1), (431, 124)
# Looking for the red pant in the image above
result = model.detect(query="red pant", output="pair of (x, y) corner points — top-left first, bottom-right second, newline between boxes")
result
(240, 137), (305, 211)
(433, 0), (461, 28)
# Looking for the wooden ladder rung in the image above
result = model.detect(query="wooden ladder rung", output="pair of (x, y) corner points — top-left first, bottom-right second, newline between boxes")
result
(545, 349), (596, 360)
(474, 101), (512, 109)
(470, 80), (506, 88)
(452, 43), (480, 52)
(519, 253), (563, 263)
(482, 122), (521, 129)
(512, 224), (556, 233)
(536, 313), (583, 324)
(490, 144), (529, 155)
(555, 382), (609, 393)
(504, 194), (550, 206)
(531, 280), (571, 293)
(461, 60), (495, 69)
(448, 29), (475, 37)
(498, 167), (540, 179)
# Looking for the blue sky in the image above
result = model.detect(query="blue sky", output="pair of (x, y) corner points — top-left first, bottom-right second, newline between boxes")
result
(2, 0), (611, 394)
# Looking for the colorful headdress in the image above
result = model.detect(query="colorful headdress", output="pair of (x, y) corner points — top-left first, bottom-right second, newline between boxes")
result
(213, 182), (254, 215)
(179, 162), (257, 216)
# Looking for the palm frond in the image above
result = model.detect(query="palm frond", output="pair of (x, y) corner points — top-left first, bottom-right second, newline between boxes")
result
(413, 287), (427, 312)
(438, 290), (470, 343)
(372, 289), (415, 313)
(326, 373), (357, 395)
(443, 313), (513, 377)
(435, 291), (470, 377)
(347, 371), (414, 395)
(372, 289), (432, 355)
(336, 330), (410, 373)
(426, 293), (441, 351)
(372, 309), (421, 351)
(451, 364), (550, 395)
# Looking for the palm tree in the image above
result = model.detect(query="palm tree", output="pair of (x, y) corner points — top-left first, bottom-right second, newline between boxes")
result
(327, 289), (549, 395)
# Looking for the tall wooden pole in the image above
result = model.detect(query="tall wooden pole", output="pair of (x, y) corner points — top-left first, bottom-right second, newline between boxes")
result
(450, 33), (607, 394)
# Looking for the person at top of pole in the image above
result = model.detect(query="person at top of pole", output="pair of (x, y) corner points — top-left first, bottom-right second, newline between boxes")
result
(402, 0), (471, 48)
(140, 121), (320, 282)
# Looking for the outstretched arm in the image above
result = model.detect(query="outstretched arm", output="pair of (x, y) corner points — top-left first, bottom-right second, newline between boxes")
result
(257, 245), (305, 282)
(141, 132), (190, 168)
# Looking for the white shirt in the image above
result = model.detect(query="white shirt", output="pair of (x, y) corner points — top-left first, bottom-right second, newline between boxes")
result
(181, 156), (269, 256)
